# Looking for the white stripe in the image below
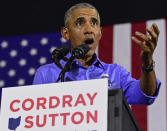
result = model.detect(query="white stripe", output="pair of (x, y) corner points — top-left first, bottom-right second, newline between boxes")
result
(113, 23), (131, 72)
(95, 42), (99, 56)
(147, 19), (166, 131)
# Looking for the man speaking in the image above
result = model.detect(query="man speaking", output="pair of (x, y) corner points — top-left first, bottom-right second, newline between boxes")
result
(33, 3), (161, 105)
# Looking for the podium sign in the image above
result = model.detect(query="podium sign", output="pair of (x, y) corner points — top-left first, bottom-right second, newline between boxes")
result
(0, 79), (108, 131)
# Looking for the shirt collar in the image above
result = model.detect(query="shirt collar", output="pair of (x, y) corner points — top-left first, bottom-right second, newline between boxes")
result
(66, 52), (104, 69)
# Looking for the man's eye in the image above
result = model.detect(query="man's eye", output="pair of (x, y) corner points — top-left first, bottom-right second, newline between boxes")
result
(91, 18), (98, 26)
(77, 21), (84, 25)
(92, 21), (97, 25)
(75, 18), (85, 26)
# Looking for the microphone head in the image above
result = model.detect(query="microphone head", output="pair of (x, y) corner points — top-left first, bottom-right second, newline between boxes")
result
(51, 44), (70, 61)
(72, 44), (90, 59)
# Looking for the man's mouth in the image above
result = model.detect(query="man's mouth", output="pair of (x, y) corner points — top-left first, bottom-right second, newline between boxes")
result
(84, 38), (94, 45)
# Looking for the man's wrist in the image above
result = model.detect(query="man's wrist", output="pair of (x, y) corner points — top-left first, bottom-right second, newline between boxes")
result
(141, 60), (155, 72)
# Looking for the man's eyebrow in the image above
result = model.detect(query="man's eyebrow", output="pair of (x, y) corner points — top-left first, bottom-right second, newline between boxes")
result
(74, 16), (99, 24)
(91, 17), (98, 22)
(76, 17), (85, 21)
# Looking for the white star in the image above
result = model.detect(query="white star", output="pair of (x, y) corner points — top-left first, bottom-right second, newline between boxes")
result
(30, 48), (37, 56)
(39, 57), (47, 65)
(60, 37), (67, 43)
(50, 46), (57, 53)
(28, 68), (36, 75)
(19, 59), (27, 66)
(10, 50), (18, 57)
(17, 78), (25, 86)
(40, 38), (48, 45)
(0, 60), (7, 68)
(21, 40), (28, 47)
(8, 69), (16, 77)
(1, 41), (8, 48)
(0, 80), (5, 87)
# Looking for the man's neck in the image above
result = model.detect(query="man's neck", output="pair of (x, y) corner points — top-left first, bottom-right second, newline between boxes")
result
(76, 54), (96, 69)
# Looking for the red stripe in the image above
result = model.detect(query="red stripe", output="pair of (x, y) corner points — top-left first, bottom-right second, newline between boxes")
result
(98, 25), (113, 63)
(131, 22), (147, 131)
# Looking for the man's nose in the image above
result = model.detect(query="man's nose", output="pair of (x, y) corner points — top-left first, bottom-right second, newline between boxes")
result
(84, 31), (93, 35)
(84, 23), (94, 34)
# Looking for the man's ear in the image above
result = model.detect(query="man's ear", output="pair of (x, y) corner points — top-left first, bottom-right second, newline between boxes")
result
(61, 27), (70, 40)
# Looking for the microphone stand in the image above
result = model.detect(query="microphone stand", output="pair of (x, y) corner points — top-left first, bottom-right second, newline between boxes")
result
(56, 55), (75, 82)
(52, 56), (69, 70)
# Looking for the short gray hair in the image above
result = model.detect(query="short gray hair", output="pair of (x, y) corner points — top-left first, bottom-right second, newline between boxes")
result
(64, 3), (101, 27)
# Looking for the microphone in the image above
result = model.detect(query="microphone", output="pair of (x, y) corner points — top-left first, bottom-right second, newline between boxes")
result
(56, 39), (93, 82)
(51, 44), (70, 69)
(71, 39), (93, 59)
(72, 44), (90, 59)
(56, 44), (90, 82)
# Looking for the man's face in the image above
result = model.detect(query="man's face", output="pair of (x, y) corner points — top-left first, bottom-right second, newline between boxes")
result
(62, 8), (102, 58)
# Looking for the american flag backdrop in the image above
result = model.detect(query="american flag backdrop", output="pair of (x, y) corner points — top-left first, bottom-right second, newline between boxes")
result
(0, 18), (166, 131)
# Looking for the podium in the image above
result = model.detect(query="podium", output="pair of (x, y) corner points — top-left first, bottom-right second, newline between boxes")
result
(108, 89), (141, 131)
(0, 79), (141, 131)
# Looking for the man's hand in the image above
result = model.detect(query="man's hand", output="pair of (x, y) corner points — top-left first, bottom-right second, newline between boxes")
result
(131, 23), (160, 96)
(132, 23), (160, 66)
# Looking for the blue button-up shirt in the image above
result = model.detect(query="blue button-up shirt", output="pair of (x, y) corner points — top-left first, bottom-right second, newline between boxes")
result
(33, 54), (161, 105)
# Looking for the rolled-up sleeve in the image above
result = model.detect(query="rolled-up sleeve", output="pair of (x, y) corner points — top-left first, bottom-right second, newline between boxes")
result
(125, 79), (161, 105)
(119, 65), (161, 105)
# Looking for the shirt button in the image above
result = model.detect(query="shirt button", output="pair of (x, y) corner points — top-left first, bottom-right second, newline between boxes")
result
(89, 66), (93, 71)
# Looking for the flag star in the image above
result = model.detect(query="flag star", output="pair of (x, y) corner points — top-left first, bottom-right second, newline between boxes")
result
(19, 59), (27, 66)
(0, 60), (7, 68)
(39, 57), (47, 65)
(60, 37), (67, 43)
(30, 48), (38, 56)
(21, 39), (28, 47)
(50, 46), (57, 53)
(10, 50), (18, 57)
(8, 69), (16, 77)
(28, 68), (36, 75)
(40, 38), (48, 45)
(0, 80), (5, 87)
(17, 78), (25, 86)
(1, 41), (8, 48)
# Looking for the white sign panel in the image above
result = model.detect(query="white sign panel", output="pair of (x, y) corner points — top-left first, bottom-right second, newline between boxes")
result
(0, 79), (108, 131)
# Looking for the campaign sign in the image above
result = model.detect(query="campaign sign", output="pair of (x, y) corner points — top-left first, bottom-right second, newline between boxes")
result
(0, 79), (108, 131)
